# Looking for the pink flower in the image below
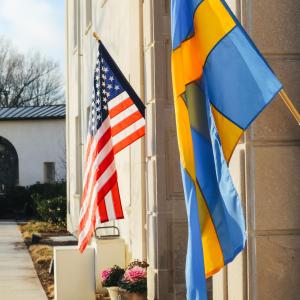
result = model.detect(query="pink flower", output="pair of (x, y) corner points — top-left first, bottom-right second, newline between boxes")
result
(101, 268), (112, 282)
(124, 266), (147, 282)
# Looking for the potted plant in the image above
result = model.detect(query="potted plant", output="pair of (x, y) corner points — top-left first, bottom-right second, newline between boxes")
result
(101, 265), (125, 300)
(119, 260), (148, 300)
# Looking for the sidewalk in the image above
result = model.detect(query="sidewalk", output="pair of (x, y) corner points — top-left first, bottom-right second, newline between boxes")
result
(0, 221), (47, 300)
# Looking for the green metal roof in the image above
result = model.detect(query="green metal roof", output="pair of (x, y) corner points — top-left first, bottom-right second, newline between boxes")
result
(0, 105), (65, 121)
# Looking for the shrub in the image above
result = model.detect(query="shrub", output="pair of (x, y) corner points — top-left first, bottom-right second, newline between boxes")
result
(0, 186), (31, 217)
(28, 182), (66, 199)
(0, 194), (13, 217)
(0, 182), (66, 219)
(6, 186), (31, 207)
(33, 195), (66, 225)
(28, 182), (66, 219)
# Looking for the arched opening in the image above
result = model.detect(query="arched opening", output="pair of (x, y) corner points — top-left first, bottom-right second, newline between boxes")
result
(0, 136), (19, 194)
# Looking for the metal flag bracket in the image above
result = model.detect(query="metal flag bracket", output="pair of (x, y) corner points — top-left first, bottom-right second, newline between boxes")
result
(94, 226), (120, 240)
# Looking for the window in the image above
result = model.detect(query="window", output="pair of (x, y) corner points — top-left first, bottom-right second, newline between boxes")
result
(86, 0), (92, 29)
(73, 0), (78, 49)
(44, 162), (55, 183)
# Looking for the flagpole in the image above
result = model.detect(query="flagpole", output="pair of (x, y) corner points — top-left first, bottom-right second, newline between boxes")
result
(279, 89), (300, 125)
(93, 32), (100, 41)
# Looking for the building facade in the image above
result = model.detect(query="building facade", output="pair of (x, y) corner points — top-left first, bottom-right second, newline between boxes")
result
(65, 1), (300, 299)
(0, 105), (66, 189)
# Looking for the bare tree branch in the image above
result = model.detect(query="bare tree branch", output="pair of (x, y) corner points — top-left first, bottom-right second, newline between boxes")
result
(0, 37), (64, 107)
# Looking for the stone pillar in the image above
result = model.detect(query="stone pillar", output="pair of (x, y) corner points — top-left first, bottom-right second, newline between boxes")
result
(143, 0), (188, 299)
(245, 1), (300, 299)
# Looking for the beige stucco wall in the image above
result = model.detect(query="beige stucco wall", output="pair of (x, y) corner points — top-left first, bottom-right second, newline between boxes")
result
(0, 119), (66, 185)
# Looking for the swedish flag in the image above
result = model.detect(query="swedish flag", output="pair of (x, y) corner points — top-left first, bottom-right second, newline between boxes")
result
(171, 0), (282, 299)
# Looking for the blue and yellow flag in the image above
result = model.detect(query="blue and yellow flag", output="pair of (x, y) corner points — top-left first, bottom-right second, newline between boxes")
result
(171, 0), (282, 298)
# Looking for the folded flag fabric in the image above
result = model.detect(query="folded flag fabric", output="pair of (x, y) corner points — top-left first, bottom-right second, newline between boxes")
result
(78, 41), (146, 252)
(171, 0), (282, 298)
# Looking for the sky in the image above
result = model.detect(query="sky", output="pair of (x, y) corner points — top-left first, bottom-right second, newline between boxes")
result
(0, 0), (65, 70)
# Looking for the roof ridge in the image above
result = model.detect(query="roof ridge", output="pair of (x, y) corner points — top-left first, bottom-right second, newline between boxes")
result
(0, 104), (65, 109)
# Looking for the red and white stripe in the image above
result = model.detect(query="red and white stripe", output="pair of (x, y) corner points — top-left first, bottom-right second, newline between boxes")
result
(108, 91), (145, 153)
(78, 91), (145, 252)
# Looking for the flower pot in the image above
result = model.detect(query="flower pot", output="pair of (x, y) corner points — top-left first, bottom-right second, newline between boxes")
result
(124, 292), (147, 300)
(118, 288), (129, 300)
(107, 287), (121, 300)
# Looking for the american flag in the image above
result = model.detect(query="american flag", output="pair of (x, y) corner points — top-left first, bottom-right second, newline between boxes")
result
(78, 41), (145, 252)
